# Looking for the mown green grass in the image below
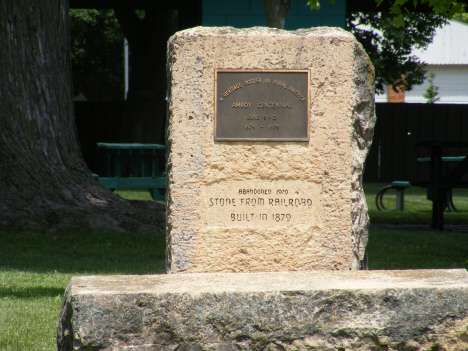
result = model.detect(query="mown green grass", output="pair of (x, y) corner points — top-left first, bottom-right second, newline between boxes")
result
(367, 228), (468, 270)
(114, 188), (154, 201)
(364, 183), (468, 225)
(0, 271), (65, 351)
(0, 229), (166, 351)
(0, 229), (166, 275)
(2, 186), (468, 350)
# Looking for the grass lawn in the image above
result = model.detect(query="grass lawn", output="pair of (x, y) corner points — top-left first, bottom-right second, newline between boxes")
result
(0, 229), (165, 351)
(367, 228), (468, 270)
(114, 188), (156, 202)
(364, 183), (468, 225)
(1, 187), (468, 350)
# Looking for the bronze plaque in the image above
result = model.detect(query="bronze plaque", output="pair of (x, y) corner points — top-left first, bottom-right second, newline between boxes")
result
(215, 70), (309, 141)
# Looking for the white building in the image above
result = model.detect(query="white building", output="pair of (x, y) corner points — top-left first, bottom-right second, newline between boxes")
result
(376, 19), (468, 104)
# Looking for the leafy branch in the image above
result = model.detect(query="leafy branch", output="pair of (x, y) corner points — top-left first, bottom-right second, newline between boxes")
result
(308, 0), (466, 26)
(377, 0), (466, 27)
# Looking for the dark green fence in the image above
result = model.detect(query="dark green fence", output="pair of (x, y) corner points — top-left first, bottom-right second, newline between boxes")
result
(74, 101), (125, 173)
(364, 103), (468, 183)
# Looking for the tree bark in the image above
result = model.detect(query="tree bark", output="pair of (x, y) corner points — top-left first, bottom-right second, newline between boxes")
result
(0, 0), (164, 233)
(263, 0), (291, 29)
(115, 8), (176, 144)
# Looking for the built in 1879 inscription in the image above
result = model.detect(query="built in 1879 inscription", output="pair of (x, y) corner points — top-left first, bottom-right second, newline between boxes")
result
(215, 70), (309, 141)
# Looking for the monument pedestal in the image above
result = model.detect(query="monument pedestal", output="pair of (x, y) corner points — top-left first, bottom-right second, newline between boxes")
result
(58, 269), (468, 351)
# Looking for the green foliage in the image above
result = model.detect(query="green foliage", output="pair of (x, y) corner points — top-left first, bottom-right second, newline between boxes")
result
(308, 0), (466, 27)
(307, 1), (449, 94)
(69, 10), (124, 101)
(348, 12), (447, 94)
(454, 12), (468, 22)
(306, 0), (334, 11)
(376, 0), (466, 27)
(422, 72), (440, 103)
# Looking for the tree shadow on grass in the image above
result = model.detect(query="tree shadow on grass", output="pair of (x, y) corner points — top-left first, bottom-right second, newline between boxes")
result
(0, 229), (166, 275)
(0, 285), (65, 299)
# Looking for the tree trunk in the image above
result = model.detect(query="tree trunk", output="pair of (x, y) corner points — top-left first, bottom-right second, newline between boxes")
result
(0, 0), (164, 233)
(115, 8), (176, 144)
(263, 0), (291, 29)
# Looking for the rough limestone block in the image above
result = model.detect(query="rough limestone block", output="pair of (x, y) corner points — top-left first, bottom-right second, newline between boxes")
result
(57, 269), (468, 351)
(166, 27), (375, 273)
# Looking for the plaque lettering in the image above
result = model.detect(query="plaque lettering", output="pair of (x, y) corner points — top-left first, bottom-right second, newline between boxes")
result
(215, 70), (309, 141)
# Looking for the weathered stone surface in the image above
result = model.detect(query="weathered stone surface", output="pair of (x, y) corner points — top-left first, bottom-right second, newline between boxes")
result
(166, 27), (375, 273)
(58, 269), (468, 351)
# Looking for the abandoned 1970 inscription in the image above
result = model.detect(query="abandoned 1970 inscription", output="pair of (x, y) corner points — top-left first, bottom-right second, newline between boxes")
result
(203, 180), (321, 228)
(215, 70), (309, 141)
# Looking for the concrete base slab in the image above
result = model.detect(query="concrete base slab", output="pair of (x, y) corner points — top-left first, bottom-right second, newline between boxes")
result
(57, 269), (468, 350)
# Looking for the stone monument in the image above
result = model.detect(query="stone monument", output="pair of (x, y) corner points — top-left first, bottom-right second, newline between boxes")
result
(165, 27), (374, 273)
(57, 27), (468, 351)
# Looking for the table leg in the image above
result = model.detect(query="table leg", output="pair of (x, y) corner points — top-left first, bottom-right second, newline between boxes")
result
(395, 188), (405, 211)
(431, 200), (445, 231)
(430, 146), (444, 230)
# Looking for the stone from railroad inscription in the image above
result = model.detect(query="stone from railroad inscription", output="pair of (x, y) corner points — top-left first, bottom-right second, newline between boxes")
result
(166, 27), (375, 273)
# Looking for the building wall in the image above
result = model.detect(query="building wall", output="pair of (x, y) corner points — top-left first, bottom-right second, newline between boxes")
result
(405, 65), (468, 104)
(413, 20), (468, 66)
(375, 86), (388, 103)
(377, 65), (468, 104)
(202, 0), (346, 30)
(387, 84), (405, 103)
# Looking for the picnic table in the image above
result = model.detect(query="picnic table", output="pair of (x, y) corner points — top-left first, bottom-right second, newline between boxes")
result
(95, 143), (166, 201)
(415, 141), (468, 230)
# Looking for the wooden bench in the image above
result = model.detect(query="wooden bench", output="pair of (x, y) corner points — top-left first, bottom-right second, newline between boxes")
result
(94, 143), (166, 201)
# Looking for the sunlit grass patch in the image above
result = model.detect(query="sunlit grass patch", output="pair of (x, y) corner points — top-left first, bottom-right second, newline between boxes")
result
(0, 227), (166, 351)
(0, 295), (62, 351)
(114, 188), (154, 201)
